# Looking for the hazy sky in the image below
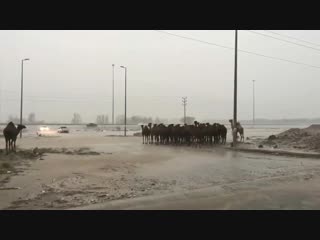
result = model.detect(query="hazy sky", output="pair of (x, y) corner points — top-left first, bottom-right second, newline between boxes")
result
(1, 30), (320, 123)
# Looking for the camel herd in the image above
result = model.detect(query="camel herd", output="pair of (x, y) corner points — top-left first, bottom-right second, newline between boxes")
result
(140, 120), (245, 146)
(141, 121), (228, 146)
(2, 119), (245, 154)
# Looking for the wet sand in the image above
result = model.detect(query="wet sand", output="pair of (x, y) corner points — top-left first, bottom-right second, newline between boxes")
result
(1, 132), (320, 209)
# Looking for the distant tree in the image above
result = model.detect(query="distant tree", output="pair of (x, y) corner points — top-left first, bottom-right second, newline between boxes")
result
(71, 113), (82, 124)
(128, 115), (153, 125)
(154, 117), (161, 124)
(28, 112), (36, 124)
(116, 115), (124, 124)
(116, 115), (153, 125)
(180, 116), (195, 125)
(96, 115), (109, 124)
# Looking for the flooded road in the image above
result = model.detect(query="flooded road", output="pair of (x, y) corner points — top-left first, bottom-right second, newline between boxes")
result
(2, 131), (320, 209)
(71, 141), (320, 210)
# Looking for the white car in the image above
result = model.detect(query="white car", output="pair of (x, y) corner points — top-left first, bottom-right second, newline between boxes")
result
(37, 126), (50, 136)
(57, 126), (69, 133)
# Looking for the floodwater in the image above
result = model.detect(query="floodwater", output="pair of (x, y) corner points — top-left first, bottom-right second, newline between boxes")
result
(74, 144), (320, 210)
(1, 123), (319, 210)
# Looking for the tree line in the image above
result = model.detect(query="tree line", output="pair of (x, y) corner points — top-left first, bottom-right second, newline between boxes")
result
(5, 112), (196, 125)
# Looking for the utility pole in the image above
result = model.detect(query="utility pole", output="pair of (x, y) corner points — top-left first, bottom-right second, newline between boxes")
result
(252, 80), (255, 127)
(20, 58), (30, 138)
(182, 97), (187, 124)
(112, 64), (115, 125)
(0, 78), (2, 124)
(233, 30), (238, 147)
(120, 66), (127, 136)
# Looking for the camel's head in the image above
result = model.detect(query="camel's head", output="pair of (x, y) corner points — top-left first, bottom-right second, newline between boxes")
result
(148, 123), (152, 127)
(141, 125), (144, 129)
(229, 119), (233, 123)
(17, 124), (26, 129)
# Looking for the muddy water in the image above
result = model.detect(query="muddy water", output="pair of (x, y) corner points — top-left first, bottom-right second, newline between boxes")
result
(2, 132), (320, 210)
(136, 146), (320, 193)
(75, 147), (320, 210)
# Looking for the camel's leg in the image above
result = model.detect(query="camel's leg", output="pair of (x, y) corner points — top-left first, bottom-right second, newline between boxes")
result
(5, 139), (9, 154)
(14, 140), (16, 152)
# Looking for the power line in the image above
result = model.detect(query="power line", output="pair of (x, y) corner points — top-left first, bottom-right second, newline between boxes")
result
(155, 30), (320, 69)
(155, 30), (234, 50)
(264, 30), (320, 48)
(246, 30), (320, 52)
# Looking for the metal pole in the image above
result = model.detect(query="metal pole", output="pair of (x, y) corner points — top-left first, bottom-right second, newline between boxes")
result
(112, 64), (115, 125)
(124, 67), (127, 136)
(184, 101), (186, 124)
(20, 60), (24, 138)
(233, 30), (238, 147)
(253, 80), (255, 127)
(182, 97), (187, 124)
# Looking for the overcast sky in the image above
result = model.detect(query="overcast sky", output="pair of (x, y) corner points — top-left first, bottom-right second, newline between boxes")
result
(0, 30), (320, 123)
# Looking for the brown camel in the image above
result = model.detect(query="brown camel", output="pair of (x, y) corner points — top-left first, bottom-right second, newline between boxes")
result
(229, 119), (244, 142)
(141, 125), (150, 144)
(3, 122), (26, 154)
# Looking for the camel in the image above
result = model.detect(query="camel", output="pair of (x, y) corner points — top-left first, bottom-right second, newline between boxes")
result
(3, 122), (26, 154)
(141, 125), (150, 144)
(219, 124), (227, 144)
(229, 119), (244, 142)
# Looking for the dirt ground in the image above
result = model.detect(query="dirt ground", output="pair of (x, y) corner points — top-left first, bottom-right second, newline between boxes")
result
(255, 124), (320, 153)
(2, 132), (320, 210)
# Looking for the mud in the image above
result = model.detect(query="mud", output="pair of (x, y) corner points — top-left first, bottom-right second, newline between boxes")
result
(259, 124), (320, 153)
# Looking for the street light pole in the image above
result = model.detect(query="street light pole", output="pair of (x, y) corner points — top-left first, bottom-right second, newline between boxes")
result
(252, 80), (255, 127)
(182, 97), (187, 124)
(233, 30), (238, 147)
(20, 58), (30, 138)
(120, 66), (127, 136)
(112, 64), (115, 125)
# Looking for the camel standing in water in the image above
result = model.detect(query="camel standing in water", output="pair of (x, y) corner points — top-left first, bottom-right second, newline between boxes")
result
(229, 119), (244, 142)
(141, 124), (150, 144)
(3, 122), (26, 154)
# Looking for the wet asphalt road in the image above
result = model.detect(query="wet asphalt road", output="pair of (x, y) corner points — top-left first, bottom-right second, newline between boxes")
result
(73, 145), (320, 210)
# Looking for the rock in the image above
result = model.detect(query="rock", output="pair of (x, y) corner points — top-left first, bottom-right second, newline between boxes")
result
(33, 147), (39, 155)
(258, 144), (263, 148)
(268, 135), (277, 141)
